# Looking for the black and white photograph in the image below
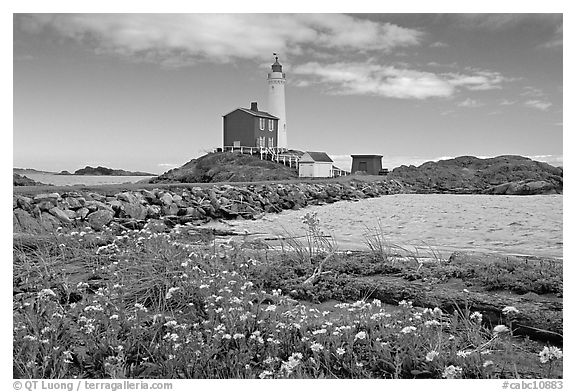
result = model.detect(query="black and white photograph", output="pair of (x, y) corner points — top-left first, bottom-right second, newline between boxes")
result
(10, 5), (566, 387)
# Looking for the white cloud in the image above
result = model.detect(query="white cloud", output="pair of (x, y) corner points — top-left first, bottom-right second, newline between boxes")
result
(499, 99), (516, 106)
(524, 99), (552, 111)
(17, 14), (424, 66)
(292, 61), (510, 100)
(429, 41), (448, 48)
(457, 98), (483, 108)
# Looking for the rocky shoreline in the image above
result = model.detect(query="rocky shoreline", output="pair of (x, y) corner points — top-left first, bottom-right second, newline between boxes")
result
(13, 179), (405, 234)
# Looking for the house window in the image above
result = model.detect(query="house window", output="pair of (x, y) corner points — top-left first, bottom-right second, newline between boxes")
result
(259, 118), (265, 130)
(256, 136), (265, 148)
(268, 137), (274, 147)
(268, 119), (273, 131)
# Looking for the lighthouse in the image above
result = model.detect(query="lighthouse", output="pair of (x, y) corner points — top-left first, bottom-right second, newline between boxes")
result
(268, 55), (287, 150)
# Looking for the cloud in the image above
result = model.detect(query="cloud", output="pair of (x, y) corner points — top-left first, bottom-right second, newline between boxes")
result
(16, 14), (424, 66)
(499, 99), (516, 106)
(450, 14), (561, 31)
(524, 99), (552, 111)
(292, 61), (510, 99)
(539, 24), (563, 49)
(457, 98), (483, 108)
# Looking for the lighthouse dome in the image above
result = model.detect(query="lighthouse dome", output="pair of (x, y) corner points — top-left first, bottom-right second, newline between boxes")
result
(271, 57), (283, 72)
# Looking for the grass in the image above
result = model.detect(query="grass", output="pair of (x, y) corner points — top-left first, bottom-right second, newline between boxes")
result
(13, 218), (563, 379)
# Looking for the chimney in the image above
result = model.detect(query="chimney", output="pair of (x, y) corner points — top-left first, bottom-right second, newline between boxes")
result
(250, 102), (258, 111)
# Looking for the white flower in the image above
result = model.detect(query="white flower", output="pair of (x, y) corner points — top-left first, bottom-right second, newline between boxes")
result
(312, 328), (327, 335)
(336, 348), (346, 356)
(493, 325), (509, 335)
(539, 346), (563, 363)
(38, 289), (57, 298)
(425, 350), (439, 362)
(265, 305), (277, 312)
(456, 350), (472, 358)
(470, 311), (483, 323)
(310, 342), (324, 352)
(400, 326), (417, 334)
(233, 333), (244, 340)
(424, 320), (441, 328)
(354, 331), (367, 340)
(502, 306), (519, 316)
(259, 370), (273, 379)
(442, 365), (463, 379)
(483, 360), (494, 368)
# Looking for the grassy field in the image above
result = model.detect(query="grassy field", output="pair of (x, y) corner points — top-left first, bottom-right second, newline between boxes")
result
(13, 213), (563, 379)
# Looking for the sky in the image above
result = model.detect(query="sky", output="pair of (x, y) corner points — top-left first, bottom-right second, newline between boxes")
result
(13, 13), (563, 173)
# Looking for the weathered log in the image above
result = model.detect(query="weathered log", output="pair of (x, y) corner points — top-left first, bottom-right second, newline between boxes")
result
(350, 275), (562, 345)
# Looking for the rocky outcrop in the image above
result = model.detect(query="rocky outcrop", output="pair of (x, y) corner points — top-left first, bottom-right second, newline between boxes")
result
(150, 152), (299, 183)
(13, 180), (405, 233)
(70, 166), (156, 176)
(390, 155), (562, 195)
(13, 173), (50, 187)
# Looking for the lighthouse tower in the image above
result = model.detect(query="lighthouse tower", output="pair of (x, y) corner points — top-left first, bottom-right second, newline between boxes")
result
(268, 55), (287, 150)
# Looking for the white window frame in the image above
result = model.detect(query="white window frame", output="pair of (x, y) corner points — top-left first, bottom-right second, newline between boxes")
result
(259, 118), (265, 130)
(268, 137), (274, 147)
(268, 119), (273, 131)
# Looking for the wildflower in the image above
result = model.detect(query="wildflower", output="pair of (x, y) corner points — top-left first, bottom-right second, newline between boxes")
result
(442, 365), (463, 379)
(134, 303), (148, 312)
(222, 334), (232, 340)
(164, 320), (178, 328)
(372, 299), (382, 307)
(199, 284), (209, 289)
(463, 289), (470, 293)
(456, 350), (472, 358)
(470, 311), (483, 323)
(165, 287), (180, 300)
(424, 320), (441, 328)
(483, 360), (494, 368)
(401, 326), (417, 334)
(312, 328), (327, 335)
(233, 333), (244, 340)
(492, 325), (509, 335)
(354, 331), (367, 341)
(502, 306), (519, 316)
(539, 346), (563, 364)
(265, 305), (277, 312)
(433, 307), (443, 317)
(399, 300), (413, 308)
(310, 342), (324, 352)
(272, 289), (282, 296)
(426, 350), (439, 362)
(263, 356), (275, 365)
(356, 362), (364, 368)
(259, 370), (273, 379)
(109, 315), (119, 320)
(336, 348), (346, 356)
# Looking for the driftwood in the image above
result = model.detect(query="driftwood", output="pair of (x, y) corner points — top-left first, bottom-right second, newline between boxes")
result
(350, 275), (562, 345)
(302, 251), (335, 286)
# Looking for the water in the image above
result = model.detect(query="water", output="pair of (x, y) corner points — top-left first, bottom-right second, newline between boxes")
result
(20, 173), (155, 186)
(223, 194), (563, 259)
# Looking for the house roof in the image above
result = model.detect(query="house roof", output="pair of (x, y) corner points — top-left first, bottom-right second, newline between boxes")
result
(223, 107), (279, 120)
(300, 151), (333, 163)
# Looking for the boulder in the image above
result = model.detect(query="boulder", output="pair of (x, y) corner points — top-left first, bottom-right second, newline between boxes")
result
(87, 192), (107, 202)
(39, 212), (61, 232)
(76, 207), (89, 220)
(13, 209), (43, 233)
(65, 197), (85, 210)
(159, 193), (173, 206)
(122, 201), (148, 220)
(162, 203), (179, 216)
(36, 200), (57, 211)
(48, 207), (72, 224)
(87, 210), (114, 231)
(146, 205), (161, 219)
(16, 196), (34, 212)
(117, 192), (139, 204)
(33, 193), (60, 202)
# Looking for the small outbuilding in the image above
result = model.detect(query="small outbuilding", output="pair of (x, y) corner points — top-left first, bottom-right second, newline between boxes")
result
(299, 152), (333, 178)
(351, 154), (383, 175)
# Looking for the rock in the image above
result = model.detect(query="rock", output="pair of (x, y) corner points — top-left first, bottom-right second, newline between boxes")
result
(76, 207), (89, 220)
(13, 209), (43, 233)
(117, 192), (139, 204)
(140, 189), (157, 203)
(16, 196), (34, 212)
(33, 193), (60, 202)
(65, 197), (85, 209)
(39, 212), (61, 232)
(87, 210), (114, 231)
(162, 203), (179, 216)
(36, 200), (57, 211)
(160, 193), (173, 206)
(123, 201), (148, 220)
(88, 192), (107, 202)
(85, 200), (114, 212)
(146, 205), (161, 219)
(48, 207), (72, 224)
